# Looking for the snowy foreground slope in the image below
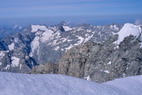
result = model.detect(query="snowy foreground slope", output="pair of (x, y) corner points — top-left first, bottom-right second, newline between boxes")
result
(0, 73), (142, 95)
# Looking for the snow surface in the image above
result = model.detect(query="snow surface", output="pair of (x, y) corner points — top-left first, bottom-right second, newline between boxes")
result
(0, 51), (5, 59)
(30, 25), (53, 56)
(11, 56), (20, 67)
(30, 36), (40, 56)
(84, 35), (94, 43)
(54, 46), (60, 51)
(0, 72), (142, 95)
(65, 44), (74, 51)
(105, 76), (142, 95)
(104, 70), (110, 73)
(107, 61), (112, 65)
(84, 75), (91, 81)
(31, 25), (47, 32)
(8, 43), (15, 51)
(3, 65), (10, 70)
(63, 26), (72, 31)
(110, 25), (119, 31)
(114, 23), (142, 45)
(31, 25), (53, 42)
(75, 36), (84, 45)
(40, 29), (53, 42)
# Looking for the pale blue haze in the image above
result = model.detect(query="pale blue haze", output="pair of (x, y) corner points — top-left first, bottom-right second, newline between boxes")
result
(0, 0), (142, 25)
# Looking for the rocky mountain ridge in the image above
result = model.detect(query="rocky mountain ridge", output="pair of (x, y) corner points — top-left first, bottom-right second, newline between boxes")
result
(0, 24), (120, 72)
(32, 23), (142, 83)
(57, 23), (142, 82)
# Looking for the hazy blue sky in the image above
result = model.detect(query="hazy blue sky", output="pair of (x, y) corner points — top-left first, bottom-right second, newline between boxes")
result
(0, 0), (142, 25)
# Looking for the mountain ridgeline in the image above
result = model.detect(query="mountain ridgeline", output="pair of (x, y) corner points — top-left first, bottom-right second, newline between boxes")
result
(1, 23), (142, 82)
(0, 24), (120, 72)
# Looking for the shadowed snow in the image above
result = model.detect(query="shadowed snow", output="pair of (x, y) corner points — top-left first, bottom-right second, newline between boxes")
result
(0, 72), (142, 95)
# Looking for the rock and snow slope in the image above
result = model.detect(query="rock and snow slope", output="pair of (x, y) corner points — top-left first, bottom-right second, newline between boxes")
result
(114, 23), (142, 45)
(0, 24), (120, 72)
(1, 23), (141, 75)
(0, 72), (142, 95)
(57, 23), (142, 82)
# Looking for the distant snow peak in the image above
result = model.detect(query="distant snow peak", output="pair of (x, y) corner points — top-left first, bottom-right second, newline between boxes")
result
(63, 26), (72, 31)
(40, 29), (53, 42)
(30, 25), (54, 57)
(31, 25), (54, 42)
(31, 25), (47, 33)
(110, 25), (119, 31)
(114, 23), (142, 45)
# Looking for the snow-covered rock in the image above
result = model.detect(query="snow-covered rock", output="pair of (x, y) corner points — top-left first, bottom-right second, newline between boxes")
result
(114, 23), (142, 45)
(58, 34), (142, 82)
(0, 62), (2, 65)
(0, 72), (142, 95)
(30, 25), (54, 57)
(31, 25), (47, 32)
(8, 43), (15, 51)
(11, 56), (20, 67)
(62, 26), (72, 31)
(0, 51), (5, 59)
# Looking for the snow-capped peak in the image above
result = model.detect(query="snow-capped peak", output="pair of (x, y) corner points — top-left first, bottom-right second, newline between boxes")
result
(30, 25), (54, 57)
(31, 25), (48, 32)
(114, 23), (142, 45)
(63, 26), (72, 31)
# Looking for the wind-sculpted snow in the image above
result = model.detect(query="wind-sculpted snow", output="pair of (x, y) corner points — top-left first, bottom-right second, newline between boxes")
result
(0, 72), (142, 95)
(105, 76), (142, 95)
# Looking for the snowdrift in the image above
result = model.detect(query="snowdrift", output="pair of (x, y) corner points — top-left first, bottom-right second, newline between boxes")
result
(0, 72), (142, 95)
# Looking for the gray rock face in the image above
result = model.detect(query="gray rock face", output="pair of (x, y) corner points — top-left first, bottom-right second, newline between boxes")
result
(30, 62), (58, 74)
(58, 35), (142, 82)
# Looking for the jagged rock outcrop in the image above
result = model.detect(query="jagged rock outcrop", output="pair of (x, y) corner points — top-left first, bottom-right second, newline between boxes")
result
(30, 62), (58, 74)
(57, 37), (142, 82)
(57, 23), (142, 82)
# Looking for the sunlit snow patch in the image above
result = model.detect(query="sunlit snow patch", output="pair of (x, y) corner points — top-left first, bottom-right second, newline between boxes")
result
(0, 73), (142, 95)
(11, 56), (20, 67)
(114, 23), (142, 45)
(8, 43), (15, 51)
(63, 26), (72, 31)
(30, 25), (54, 56)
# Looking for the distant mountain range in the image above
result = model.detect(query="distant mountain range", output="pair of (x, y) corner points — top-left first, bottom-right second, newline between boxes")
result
(1, 23), (142, 83)
(0, 25), (24, 39)
(0, 23), (121, 72)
